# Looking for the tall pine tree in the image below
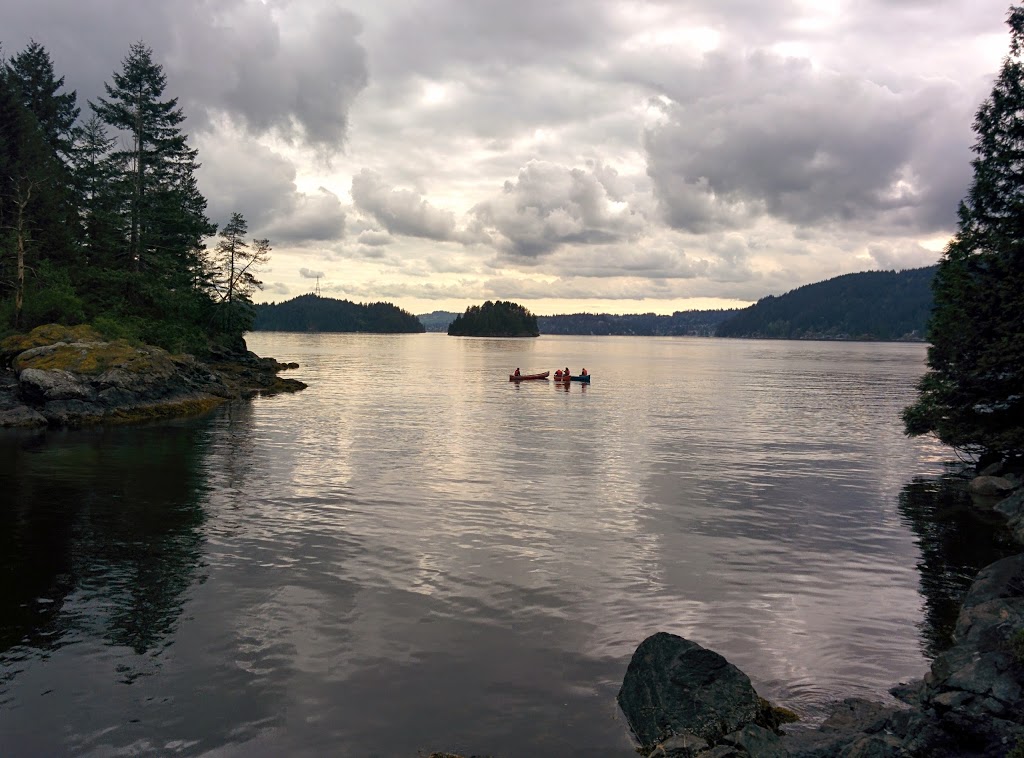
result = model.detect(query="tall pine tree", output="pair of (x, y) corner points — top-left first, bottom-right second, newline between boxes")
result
(90, 42), (214, 301)
(1, 45), (81, 328)
(903, 6), (1024, 461)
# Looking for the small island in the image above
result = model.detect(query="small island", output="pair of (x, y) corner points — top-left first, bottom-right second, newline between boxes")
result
(447, 300), (540, 337)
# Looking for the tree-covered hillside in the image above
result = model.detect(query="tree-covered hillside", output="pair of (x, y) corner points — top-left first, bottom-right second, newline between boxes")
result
(716, 267), (936, 340)
(448, 301), (539, 337)
(417, 311), (458, 332)
(253, 294), (424, 333)
(538, 310), (735, 336)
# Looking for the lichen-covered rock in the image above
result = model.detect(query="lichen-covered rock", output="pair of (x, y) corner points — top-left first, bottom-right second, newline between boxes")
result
(0, 324), (304, 428)
(618, 632), (764, 750)
(0, 324), (103, 365)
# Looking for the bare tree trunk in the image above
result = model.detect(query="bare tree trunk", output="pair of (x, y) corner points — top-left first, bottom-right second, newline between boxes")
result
(12, 179), (34, 330)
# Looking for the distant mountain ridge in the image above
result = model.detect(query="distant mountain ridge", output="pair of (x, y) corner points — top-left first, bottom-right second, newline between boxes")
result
(253, 294), (424, 333)
(715, 266), (936, 341)
(419, 266), (937, 340)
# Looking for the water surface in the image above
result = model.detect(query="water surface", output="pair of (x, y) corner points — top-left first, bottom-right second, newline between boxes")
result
(0, 334), (1011, 756)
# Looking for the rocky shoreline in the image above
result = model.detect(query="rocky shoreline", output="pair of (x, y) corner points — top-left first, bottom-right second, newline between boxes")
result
(617, 467), (1024, 758)
(0, 324), (305, 428)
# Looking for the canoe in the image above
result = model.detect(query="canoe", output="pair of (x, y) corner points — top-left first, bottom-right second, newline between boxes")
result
(510, 370), (550, 381)
(570, 374), (591, 383)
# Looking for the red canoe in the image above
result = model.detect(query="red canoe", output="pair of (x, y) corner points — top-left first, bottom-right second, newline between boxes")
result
(510, 370), (550, 381)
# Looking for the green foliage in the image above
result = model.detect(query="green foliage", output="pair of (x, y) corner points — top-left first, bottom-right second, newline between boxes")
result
(716, 267), (936, 340)
(253, 294), (424, 333)
(904, 7), (1024, 460)
(447, 300), (540, 337)
(0, 263), (85, 328)
(0, 40), (262, 355)
(90, 314), (142, 344)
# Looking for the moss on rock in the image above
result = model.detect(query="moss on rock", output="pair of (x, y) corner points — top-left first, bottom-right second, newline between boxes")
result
(13, 340), (176, 377)
(1, 324), (103, 365)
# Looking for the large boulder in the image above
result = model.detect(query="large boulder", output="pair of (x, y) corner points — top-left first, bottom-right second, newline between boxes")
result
(618, 632), (765, 750)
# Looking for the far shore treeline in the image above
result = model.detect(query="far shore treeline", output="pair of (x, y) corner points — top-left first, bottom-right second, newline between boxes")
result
(417, 265), (937, 339)
(253, 294), (424, 333)
(0, 41), (268, 354)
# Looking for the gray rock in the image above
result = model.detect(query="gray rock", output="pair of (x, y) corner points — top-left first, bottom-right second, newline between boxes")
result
(18, 368), (95, 403)
(838, 734), (902, 758)
(700, 747), (742, 758)
(998, 493), (1024, 546)
(618, 632), (763, 749)
(0, 405), (47, 427)
(721, 724), (788, 757)
(969, 475), (1017, 497)
(647, 731), (709, 757)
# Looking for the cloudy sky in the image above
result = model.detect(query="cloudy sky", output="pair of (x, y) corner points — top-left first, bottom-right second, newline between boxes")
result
(3, 0), (1014, 315)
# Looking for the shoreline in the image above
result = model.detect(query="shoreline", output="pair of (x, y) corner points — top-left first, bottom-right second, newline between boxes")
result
(0, 324), (305, 429)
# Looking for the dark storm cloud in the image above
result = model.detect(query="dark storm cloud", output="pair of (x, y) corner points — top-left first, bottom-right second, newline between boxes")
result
(642, 49), (977, 234)
(3, 0), (368, 149)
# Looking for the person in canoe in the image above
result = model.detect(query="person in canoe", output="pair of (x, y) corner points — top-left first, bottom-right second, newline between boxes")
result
(564, 367), (570, 378)
(581, 368), (588, 376)
(514, 367), (521, 376)
(554, 368), (563, 379)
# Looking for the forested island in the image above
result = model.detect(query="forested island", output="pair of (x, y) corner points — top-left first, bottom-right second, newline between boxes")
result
(715, 266), (936, 340)
(253, 294), (424, 333)
(447, 301), (539, 337)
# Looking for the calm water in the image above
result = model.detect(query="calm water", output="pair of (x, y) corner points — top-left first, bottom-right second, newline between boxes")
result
(0, 334), (1014, 757)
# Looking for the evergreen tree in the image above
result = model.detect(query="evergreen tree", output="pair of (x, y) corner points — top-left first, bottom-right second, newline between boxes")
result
(5, 40), (80, 161)
(903, 6), (1024, 461)
(71, 115), (124, 266)
(90, 42), (214, 292)
(0, 53), (75, 328)
(212, 212), (270, 333)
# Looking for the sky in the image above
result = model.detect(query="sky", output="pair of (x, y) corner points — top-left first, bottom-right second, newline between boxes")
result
(3, 0), (1015, 315)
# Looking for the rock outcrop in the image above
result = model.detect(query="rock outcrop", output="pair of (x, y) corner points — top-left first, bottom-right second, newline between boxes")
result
(620, 475), (1024, 757)
(0, 324), (304, 428)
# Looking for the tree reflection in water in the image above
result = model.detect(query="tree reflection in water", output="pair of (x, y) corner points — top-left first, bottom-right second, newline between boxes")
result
(897, 467), (1018, 659)
(0, 419), (212, 681)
